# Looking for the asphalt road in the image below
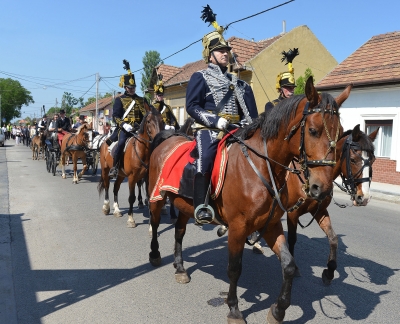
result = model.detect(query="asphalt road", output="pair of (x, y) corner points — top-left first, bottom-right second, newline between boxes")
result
(1, 142), (400, 324)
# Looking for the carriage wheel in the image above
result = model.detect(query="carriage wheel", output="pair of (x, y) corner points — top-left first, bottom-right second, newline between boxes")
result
(91, 151), (99, 175)
(52, 152), (57, 176)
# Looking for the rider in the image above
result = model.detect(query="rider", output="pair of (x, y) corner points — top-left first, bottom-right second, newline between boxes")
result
(265, 48), (299, 113)
(73, 115), (87, 129)
(57, 109), (71, 147)
(37, 114), (48, 134)
(152, 74), (180, 131)
(108, 59), (150, 179)
(186, 6), (258, 224)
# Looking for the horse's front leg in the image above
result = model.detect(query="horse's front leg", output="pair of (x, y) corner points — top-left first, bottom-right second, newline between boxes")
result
(225, 226), (246, 324)
(126, 175), (137, 228)
(72, 154), (79, 184)
(148, 199), (164, 267)
(112, 175), (124, 217)
(101, 167), (111, 215)
(137, 180), (144, 209)
(60, 153), (67, 179)
(173, 211), (190, 283)
(315, 210), (338, 285)
(264, 222), (296, 324)
(287, 211), (301, 277)
(78, 154), (88, 180)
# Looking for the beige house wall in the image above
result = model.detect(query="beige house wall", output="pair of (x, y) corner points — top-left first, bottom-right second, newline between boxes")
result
(164, 84), (188, 124)
(248, 25), (338, 113)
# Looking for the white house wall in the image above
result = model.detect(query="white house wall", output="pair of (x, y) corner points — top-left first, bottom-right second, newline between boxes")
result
(328, 86), (400, 172)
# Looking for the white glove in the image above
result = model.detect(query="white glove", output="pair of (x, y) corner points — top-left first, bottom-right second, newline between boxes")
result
(122, 123), (133, 132)
(165, 125), (175, 130)
(216, 117), (228, 131)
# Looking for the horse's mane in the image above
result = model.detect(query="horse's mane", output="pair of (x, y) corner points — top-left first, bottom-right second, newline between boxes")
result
(138, 106), (160, 134)
(237, 92), (339, 141)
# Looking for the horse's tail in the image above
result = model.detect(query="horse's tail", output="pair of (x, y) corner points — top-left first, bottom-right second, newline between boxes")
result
(97, 175), (105, 196)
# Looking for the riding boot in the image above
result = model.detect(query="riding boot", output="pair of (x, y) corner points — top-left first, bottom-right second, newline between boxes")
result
(193, 172), (214, 224)
(109, 153), (121, 179)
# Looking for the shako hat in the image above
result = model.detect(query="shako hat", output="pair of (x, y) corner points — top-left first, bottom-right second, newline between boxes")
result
(200, 5), (231, 63)
(119, 59), (136, 88)
(276, 48), (299, 90)
(154, 73), (165, 95)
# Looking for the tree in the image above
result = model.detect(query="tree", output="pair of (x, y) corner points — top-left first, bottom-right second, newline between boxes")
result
(294, 68), (315, 95)
(83, 92), (113, 107)
(141, 51), (163, 100)
(61, 92), (79, 115)
(0, 78), (34, 124)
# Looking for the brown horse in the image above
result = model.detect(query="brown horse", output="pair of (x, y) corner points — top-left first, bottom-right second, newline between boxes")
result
(31, 130), (46, 160)
(286, 124), (378, 285)
(97, 105), (163, 228)
(59, 124), (92, 184)
(146, 78), (348, 324)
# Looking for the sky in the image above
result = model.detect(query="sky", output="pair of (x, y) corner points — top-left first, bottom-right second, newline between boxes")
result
(1, 0), (399, 121)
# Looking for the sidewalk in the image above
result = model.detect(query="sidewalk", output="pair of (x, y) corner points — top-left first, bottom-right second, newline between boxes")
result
(334, 178), (400, 204)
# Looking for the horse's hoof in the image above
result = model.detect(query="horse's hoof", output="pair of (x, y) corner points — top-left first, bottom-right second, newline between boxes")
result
(217, 225), (228, 237)
(322, 269), (333, 286)
(175, 271), (190, 284)
(149, 256), (161, 267)
(62, 175), (66, 179)
(227, 318), (246, 324)
(113, 211), (122, 218)
(138, 202), (144, 209)
(127, 219), (136, 228)
(267, 305), (283, 324)
(252, 242), (264, 254)
(102, 207), (110, 215)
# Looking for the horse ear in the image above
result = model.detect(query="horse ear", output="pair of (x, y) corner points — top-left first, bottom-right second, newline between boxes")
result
(144, 100), (151, 113)
(305, 76), (319, 107)
(352, 124), (361, 142)
(368, 126), (379, 142)
(335, 84), (352, 108)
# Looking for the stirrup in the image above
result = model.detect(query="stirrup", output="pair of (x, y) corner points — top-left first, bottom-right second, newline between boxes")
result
(194, 204), (215, 225)
(108, 166), (118, 179)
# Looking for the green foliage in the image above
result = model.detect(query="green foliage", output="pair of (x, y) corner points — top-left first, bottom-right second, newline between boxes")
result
(0, 78), (34, 124)
(141, 50), (163, 95)
(294, 68), (315, 95)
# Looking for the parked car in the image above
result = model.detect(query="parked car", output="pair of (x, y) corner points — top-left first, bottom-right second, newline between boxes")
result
(0, 129), (5, 146)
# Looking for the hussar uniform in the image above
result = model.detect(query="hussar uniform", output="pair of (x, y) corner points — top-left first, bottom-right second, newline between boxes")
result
(186, 5), (258, 224)
(152, 75), (180, 130)
(265, 48), (299, 113)
(108, 59), (149, 178)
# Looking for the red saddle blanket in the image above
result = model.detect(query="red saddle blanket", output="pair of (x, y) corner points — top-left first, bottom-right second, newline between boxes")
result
(149, 131), (236, 202)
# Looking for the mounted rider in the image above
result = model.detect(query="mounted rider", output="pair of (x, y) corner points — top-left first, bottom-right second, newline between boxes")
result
(152, 74), (180, 131)
(107, 59), (150, 179)
(186, 5), (258, 224)
(37, 114), (48, 136)
(265, 48), (299, 113)
(57, 109), (71, 147)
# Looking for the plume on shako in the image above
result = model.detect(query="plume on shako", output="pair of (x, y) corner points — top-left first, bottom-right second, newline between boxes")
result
(276, 48), (299, 90)
(119, 59), (136, 88)
(154, 73), (164, 94)
(200, 4), (231, 63)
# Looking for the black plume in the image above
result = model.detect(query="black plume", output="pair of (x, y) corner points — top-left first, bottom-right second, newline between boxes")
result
(122, 59), (130, 71)
(158, 73), (163, 81)
(281, 48), (299, 64)
(201, 4), (217, 25)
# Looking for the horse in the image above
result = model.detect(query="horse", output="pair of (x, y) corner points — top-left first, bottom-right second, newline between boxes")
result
(59, 124), (92, 184)
(97, 104), (164, 228)
(286, 124), (378, 285)
(146, 77), (348, 324)
(31, 130), (46, 160)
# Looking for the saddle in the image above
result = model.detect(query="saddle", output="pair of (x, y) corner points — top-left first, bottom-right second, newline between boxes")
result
(150, 131), (236, 203)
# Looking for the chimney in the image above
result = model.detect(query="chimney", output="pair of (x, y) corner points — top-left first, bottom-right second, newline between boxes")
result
(281, 20), (286, 34)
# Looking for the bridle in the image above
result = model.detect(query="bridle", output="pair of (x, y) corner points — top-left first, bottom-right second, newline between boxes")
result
(285, 101), (340, 196)
(335, 134), (375, 201)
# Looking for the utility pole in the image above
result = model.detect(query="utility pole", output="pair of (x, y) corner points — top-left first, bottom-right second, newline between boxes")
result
(55, 98), (58, 113)
(95, 73), (99, 132)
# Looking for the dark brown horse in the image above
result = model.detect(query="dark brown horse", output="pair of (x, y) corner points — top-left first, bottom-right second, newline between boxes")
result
(59, 124), (92, 184)
(146, 78), (348, 324)
(286, 124), (378, 285)
(97, 105), (163, 228)
(31, 130), (46, 160)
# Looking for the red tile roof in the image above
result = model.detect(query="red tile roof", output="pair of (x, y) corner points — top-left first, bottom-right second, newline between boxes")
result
(165, 60), (208, 86)
(80, 94), (122, 113)
(317, 31), (400, 89)
(157, 64), (182, 82)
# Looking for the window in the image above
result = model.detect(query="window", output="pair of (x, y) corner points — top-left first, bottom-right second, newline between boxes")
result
(365, 120), (392, 157)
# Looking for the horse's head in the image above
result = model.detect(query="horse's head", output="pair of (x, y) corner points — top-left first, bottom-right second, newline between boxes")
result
(76, 124), (91, 147)
(292, 77), (349, 201)
(338, 124), (377, 206)
(139, 102), (164, 141)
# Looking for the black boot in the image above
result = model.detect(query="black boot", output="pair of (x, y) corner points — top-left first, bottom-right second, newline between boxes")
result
(109, 153), (121, 179)
(193, 172), (214, 224)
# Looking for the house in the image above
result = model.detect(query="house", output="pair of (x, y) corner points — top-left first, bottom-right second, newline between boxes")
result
(148, 25), (338, 124)
(317, 31), (400, 185)
(79, 94), (121, 134)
